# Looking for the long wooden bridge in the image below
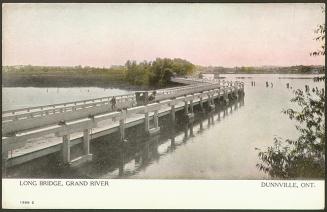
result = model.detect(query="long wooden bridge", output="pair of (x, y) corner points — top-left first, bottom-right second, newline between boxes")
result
(2, 77), (244, 172)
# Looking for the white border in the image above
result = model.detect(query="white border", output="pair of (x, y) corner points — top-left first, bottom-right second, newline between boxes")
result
(2, 179), (325, 209)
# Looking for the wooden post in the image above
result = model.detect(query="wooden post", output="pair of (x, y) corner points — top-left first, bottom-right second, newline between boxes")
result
(190, 99), (194, 114)
(170, 137), (176, 150)
(171, 105), (175, 122)
(62, 134), (70, 164)
(118, 151), (124, 177)
(154, 110), (159, 128)
(83, 129), (90, 155)
(2, 150), (8, 177)
(145, 112), (149, 132)
(200, 97), (204, 112)
(184, 124), (189, 141)
(184, 101), (188, 114)
(119, 119), (125, 141)
(190, 122), (194, 137)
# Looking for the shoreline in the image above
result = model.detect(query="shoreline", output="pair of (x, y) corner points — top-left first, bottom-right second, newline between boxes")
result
(2, 74), (182, 90)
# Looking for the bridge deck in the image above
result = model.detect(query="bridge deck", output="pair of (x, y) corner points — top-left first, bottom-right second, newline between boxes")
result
(2, 77), (244, 168)
(6, 95), (210, 167)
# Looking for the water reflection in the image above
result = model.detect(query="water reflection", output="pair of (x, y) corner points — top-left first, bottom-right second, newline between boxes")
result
(76, 98), (244, 179)
(6, 96), (244, 179)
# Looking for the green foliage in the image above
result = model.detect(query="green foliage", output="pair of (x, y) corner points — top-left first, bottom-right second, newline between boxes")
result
(239, 66), (255, 73)
(3, 65), (126, 78)
(257, 7), (325, 179)
(310, 7), (325, 57)
(125, 58), (195, 87)
(256, 88), (325, 178)
(2, 65), (127, 87)
(3, 58), (194, 88)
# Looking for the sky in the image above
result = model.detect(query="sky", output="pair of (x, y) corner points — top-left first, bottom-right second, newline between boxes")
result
(2, 3), (325, 67)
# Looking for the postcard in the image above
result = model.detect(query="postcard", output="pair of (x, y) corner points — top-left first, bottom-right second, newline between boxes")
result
(2, 3), (325, 209)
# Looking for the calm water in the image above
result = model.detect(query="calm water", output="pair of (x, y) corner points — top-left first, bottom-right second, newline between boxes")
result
(2, 87), (132, 111)
(4, 74), (325, 179)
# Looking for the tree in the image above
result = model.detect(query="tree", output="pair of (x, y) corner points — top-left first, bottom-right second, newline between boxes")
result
(256, 88), (325, 178)
(256, 7), (325, 179)
(125, 58), (195, 87)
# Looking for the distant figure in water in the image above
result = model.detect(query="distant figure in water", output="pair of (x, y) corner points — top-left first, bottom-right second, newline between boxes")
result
(305, 85), (309, 92)
(266, 82), (269, 87)
(286, 83), (289, 89)
(271, 82), (273, 88)
(110, 96), (116, 110)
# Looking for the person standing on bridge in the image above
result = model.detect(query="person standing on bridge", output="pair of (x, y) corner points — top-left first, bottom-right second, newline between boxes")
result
(110, 96), (116, 110)
(148, 91), (156, 103)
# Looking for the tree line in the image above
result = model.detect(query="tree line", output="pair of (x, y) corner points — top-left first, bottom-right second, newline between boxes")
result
(3, 58), (195, 88)
(124, 58), (195, 87)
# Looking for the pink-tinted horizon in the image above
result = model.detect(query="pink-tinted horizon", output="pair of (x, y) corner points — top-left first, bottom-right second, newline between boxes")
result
(2, 3), (325, 68)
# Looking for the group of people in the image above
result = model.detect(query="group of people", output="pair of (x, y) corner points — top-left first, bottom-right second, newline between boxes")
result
(109, 91), (157, 111)
(148, 91), (156, 103)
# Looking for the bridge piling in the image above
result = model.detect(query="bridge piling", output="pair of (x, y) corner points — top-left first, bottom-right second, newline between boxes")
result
(199, 97), (204, 113)
(154, 110), (159, 130)
(199, 120), (204, 132)
(119, 119), (126, 142)
(2, 77), (245, 168)
(146, 110), (160, 136)
(83, 129), (91, 155)
(208, 94), (215, 111)
(62, 134), (71, 164)
(170, 105), (176, 122)
(184, 100), (189, 114)
(2, 150), (8, 177)
(190, 122), (194, 137)
(145, 112), (150, 132)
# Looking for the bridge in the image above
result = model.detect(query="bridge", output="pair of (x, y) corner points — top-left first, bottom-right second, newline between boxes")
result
(2, 77), (244, 173)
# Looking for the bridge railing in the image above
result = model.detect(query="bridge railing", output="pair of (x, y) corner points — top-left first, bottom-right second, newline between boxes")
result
(2, 94), (134, 117)
(2, 78), (244, 136)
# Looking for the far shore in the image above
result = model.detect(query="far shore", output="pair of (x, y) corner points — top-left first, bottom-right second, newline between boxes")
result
(2, 73), (183, 90)
(3, 72), (324, 89)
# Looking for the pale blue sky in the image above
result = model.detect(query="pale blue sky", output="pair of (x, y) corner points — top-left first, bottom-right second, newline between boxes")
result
(3, 3), (325, 67)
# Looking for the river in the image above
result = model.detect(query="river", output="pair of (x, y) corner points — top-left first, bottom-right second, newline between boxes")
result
(3, 74), (325, 179)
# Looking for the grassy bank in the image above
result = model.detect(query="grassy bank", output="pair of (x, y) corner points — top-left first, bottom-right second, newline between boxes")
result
(3, 58), (195, 88)
(2, 72), (130, 88)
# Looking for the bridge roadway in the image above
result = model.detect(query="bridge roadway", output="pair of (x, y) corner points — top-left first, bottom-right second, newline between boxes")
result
(2, 77), (244, 169)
